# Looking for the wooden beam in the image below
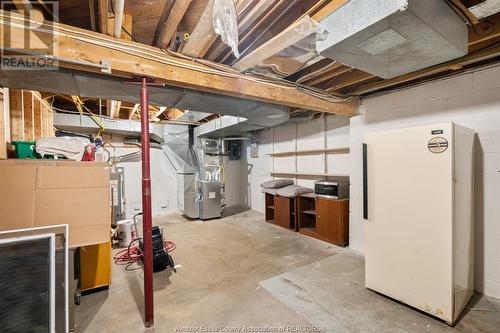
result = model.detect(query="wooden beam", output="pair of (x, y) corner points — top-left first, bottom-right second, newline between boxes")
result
(303, 64), (350, 86)
(182, 0), (216, 58)
(98, 0), (109, 34)
(237, 0), (275, 34)
(157, 0), (192, 49)
(22, 91), (34, 141)
(166, 108), (184, 120)
(107, 100), (122, 118)
(153, 106), (168, 120)
(205, 0), (271, 61)
(47, 105), (54, 137)
(0, 10), (358, 115)
(9, 89), (23, 141)
(12, 0), (32, 14)
(326, 70), (375, 93)
(129, 103), (140, 119)
(469, 0), (500, 20)
(259, 56), (305, 76)
(224, 0), (320, 64)
(234, 16), (320, 71)
(311, 0), (349, 21)
(468, 12), (500, 50)
(182, 0), (261, 58)
(33, 96), (41, 139)
(449, 0), (480, 24)
(286, 58), (334, 82)
(41, 102), (54, 138)
(89, 0), (97, 31)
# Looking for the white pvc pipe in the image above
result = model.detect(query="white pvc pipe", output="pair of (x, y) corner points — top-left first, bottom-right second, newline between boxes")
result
(113, 0), (125, 38)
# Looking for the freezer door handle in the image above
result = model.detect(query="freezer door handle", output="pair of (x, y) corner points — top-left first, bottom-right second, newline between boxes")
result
(363, 143), (368, 220)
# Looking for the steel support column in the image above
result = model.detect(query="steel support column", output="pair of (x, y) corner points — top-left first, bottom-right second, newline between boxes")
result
(140, 77), (154, 327)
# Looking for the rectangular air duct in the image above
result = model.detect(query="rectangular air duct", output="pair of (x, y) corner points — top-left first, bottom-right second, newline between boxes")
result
(317, 0), (468, 79)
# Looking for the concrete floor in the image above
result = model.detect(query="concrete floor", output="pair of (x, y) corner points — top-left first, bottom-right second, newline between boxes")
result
(76, 209), (500, 333)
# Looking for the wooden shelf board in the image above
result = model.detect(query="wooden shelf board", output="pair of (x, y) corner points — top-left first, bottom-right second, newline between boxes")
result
(268, 147), (349, 157)
(301, 210), (316, 216)
(299, 227), (318, 236)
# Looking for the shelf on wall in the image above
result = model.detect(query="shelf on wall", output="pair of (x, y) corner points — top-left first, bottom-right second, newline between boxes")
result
(267, 147), (349, 157)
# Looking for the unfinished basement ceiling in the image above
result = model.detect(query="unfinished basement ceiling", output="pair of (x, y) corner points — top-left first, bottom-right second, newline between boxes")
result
(0, 68), (289, 135)
(50, 1), (500, 114)
(2, 0), (499, 123)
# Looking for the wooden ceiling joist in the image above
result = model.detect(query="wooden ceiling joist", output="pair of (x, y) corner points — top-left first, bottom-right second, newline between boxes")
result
(156, 0), (192, 49)
(311, 0), (349, 21)
(98, 0), (108, 34)
(221, 0), (318, 64)
(286, 58), (334, 82)
(204, 0), (273, 61)
(181, 0), (216, 58)
(303, 63), (350, 87)
(107, 100), (122, 118)
(326, 70), (375, 93)
(12, 0), (32, 14)
(0, 10), (358, 115)
(468, 12), (500, 51)
(448, 0), (480, 24)
(234, 15), (320, 71)
(129, 103), (140, 119)
(236, 0), (274, 33)
(181, 0), (260, 59)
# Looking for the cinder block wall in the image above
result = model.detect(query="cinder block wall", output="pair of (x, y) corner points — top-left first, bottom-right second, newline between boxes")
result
(350, 65), (500, 299)
(245, 116), (351, 213)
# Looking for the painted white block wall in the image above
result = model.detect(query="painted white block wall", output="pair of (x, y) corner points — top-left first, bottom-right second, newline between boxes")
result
(350, 65), (500, 299)
(246, 116), (351, 213)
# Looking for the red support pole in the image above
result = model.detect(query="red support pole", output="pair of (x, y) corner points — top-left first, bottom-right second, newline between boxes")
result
(140, 77), (154, 327)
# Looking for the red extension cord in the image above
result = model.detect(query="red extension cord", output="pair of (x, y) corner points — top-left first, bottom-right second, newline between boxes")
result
(114, 238), (176, 264)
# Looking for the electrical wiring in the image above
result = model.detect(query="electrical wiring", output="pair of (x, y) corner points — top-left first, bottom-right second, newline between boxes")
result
(74, 96), (105, 135)
(0, 13), (353, 104)
(113, 238), (176, 265)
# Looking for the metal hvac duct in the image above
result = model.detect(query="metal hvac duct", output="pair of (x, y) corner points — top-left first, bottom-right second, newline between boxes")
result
(317, 0), (468, 79)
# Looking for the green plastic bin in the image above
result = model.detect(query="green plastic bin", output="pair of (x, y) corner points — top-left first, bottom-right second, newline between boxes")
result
(11, 141), (37, 159)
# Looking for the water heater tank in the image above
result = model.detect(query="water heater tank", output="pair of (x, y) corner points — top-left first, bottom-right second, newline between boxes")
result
(316, 0), (468, 79)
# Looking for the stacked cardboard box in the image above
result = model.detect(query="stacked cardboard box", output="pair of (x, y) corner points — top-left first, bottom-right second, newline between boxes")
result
(0, 160), (111, 247)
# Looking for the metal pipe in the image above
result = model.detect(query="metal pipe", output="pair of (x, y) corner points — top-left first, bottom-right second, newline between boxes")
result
(113, 0), (125, 39)
(140, 77), (154, 327)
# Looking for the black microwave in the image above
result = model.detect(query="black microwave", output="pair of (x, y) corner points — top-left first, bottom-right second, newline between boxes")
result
(314, 180), (349, 199)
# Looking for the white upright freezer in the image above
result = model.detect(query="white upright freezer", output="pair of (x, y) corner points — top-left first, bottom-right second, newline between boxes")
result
(363, 122), (474, 324)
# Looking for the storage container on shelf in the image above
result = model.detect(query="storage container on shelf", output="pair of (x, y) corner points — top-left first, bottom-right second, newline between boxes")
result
(11, 141), (37, 159)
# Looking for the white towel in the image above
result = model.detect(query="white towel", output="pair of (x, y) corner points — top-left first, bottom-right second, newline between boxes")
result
(36, 137), (90, 161)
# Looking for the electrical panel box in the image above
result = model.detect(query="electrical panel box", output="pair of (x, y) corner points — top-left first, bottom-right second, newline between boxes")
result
(227, 140), (241, 160)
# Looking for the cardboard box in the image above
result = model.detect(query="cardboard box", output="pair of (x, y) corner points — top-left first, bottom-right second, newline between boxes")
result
(0, 160), (111, 247)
